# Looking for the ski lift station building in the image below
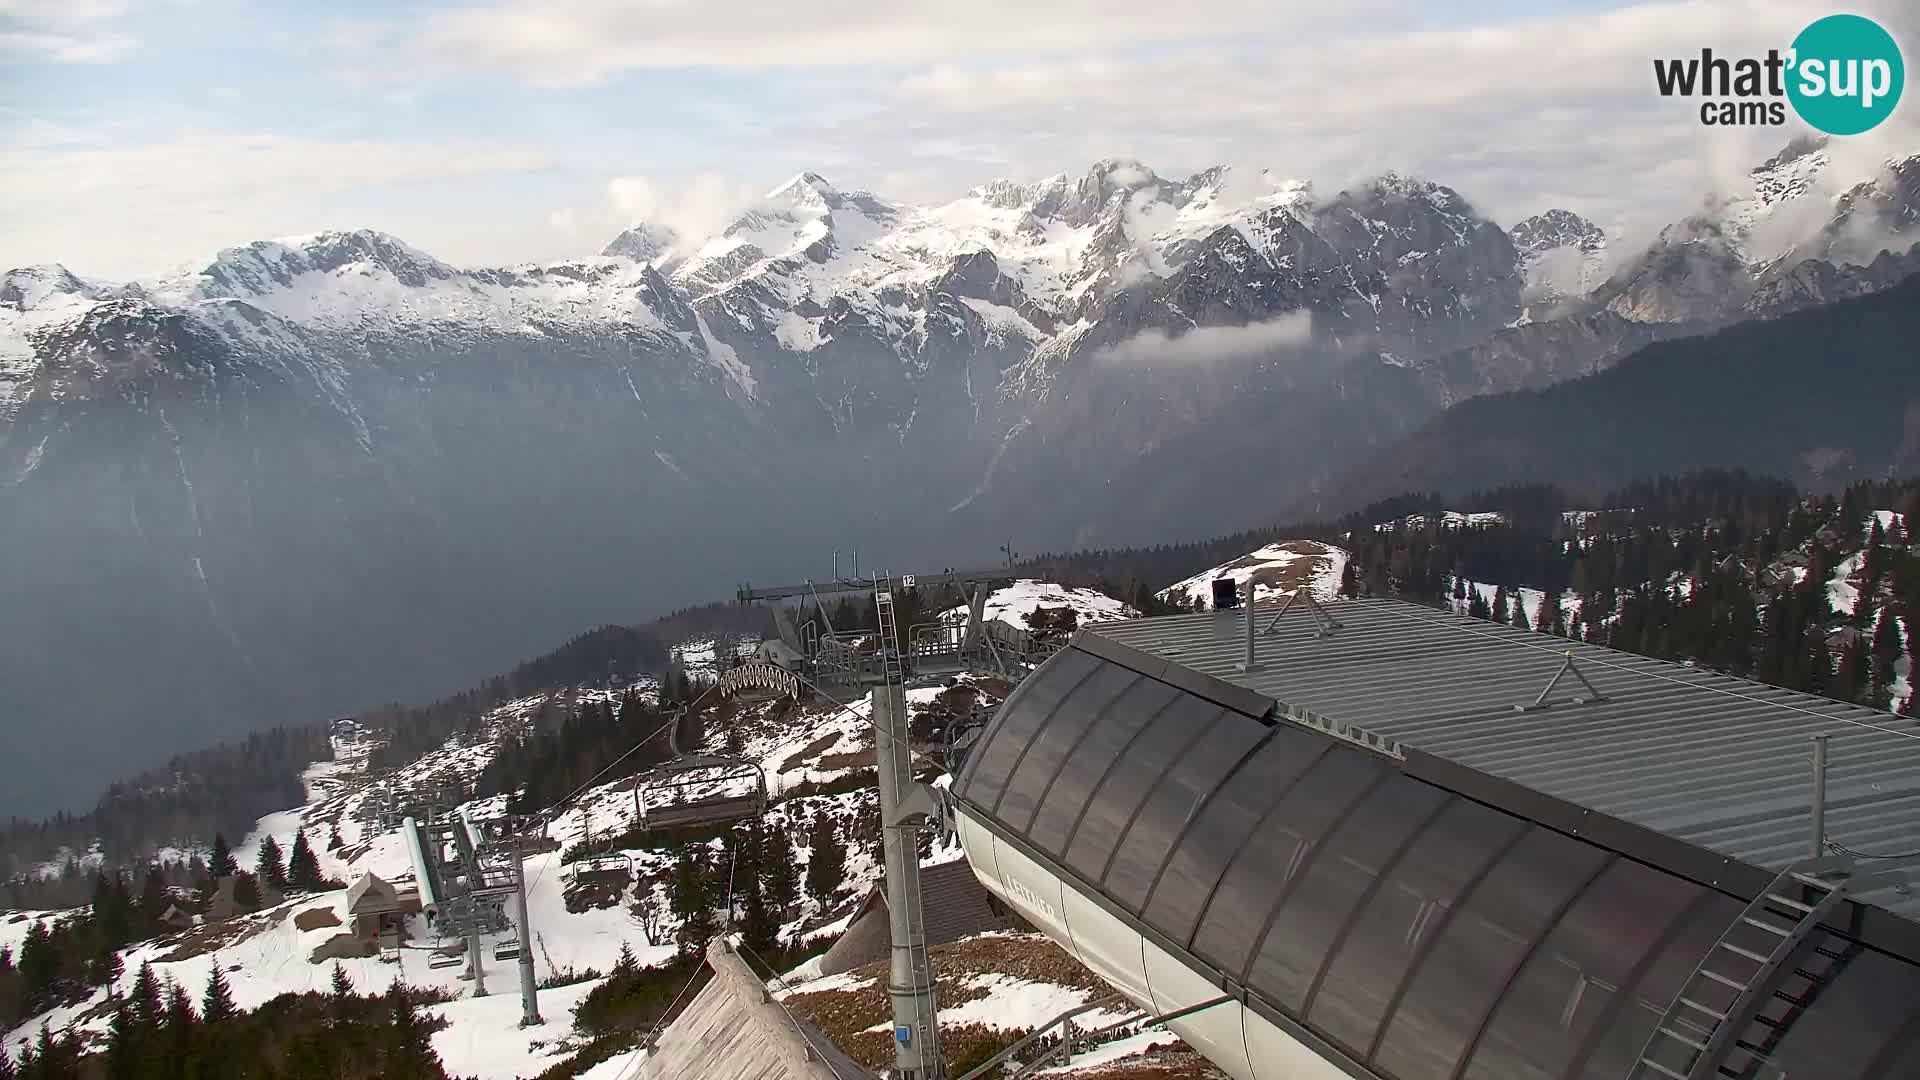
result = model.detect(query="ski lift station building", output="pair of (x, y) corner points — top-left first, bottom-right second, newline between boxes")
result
(950, 597), (1920, 1080)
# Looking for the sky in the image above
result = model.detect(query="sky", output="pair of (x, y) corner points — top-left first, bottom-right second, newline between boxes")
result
(1, 0), (1915, 280)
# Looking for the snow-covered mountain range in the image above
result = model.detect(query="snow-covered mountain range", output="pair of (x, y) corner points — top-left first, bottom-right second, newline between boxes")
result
(2, 146), (1916, 817)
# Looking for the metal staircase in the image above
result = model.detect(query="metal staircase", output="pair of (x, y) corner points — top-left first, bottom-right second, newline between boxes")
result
(1631, 855), (1857, 1080)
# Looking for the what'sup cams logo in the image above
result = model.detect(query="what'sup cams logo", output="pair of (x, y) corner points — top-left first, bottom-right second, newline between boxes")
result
(1654, 13), (1904, 134)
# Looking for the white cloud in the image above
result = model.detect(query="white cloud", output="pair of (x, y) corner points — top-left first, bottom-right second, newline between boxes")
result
(0, 0), (135, 63)
(607, 173), (760, 242)
(881, 0), (1860, 250)
(385, 1), (1391, 88)
(0, 132), (549, 278)
(8, 0), (1918, 276)
(1094, 311), (1315, 368)
(547, 172), (763, 256)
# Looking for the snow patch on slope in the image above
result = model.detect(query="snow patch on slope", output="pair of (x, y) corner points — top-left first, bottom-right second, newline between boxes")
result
(1160, 541), (1350, 607)
(941, 579), (1139, 629)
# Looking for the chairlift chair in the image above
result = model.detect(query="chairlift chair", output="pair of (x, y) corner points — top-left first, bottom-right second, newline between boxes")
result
(568, 852), (634, 889)
(634, 753), (769, 832)
(427, 953), (464, 971)
(493, 940), (522, 961)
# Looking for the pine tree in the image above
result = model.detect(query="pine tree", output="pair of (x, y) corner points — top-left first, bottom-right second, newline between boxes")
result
(255, 836), (286, 891)
(1491, 585), (1510, 625)
(19, 922), (57, 1006)
(287, 832), (325, 892)
(1338, 561), (1359, 599)
(330, 962), (353, 1004)
(613, 943), (638, 977)
(1872, 607), (1902, 696)
(207, 834), (237, 880)
(1466, 585), (1491, 620)
(0, 1042), (13, 1080)
(740, 878), (779, 957)
(106, 993), (141, 1080)
(93, 871), (132, 949)
(1808, 635), (1834, 697)
(140, 865), (170, 918)
(163, 978), (197, 1077)
(201, 965), (235, 1024)
(326, 824), (343, 852)
(131, 961), (164, 1029)
(668, 848), (714, 958)
(1536, 591), (1564, 636)
(383, 986), (440, 1078)
(805, 813), (846, 907)
(33, 1024), (70, 1080)
(1836, 636), (1871, 703)
(1511, 591), (1532, 631)
(34, 1022), (82, 1080)
(233, 872), (261, 911)
(762, 824), (800, 920)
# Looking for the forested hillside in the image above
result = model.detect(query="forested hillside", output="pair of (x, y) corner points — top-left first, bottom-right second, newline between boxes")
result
(1323, 272), (1920, 514)
(11, 468), (1920, 901)
(0, 618), (677, 892)
(1334, 476), (1920, 712)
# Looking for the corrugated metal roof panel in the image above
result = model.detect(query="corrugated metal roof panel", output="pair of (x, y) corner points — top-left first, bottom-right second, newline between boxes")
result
(1085, 598), (1920, 922)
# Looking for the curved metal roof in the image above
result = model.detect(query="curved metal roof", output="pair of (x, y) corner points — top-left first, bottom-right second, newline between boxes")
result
(950, 616), (1920, 1080)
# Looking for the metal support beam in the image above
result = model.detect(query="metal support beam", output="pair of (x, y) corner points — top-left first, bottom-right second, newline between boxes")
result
(960, 587), (988, 652)
(768, 602), (805, 655)
(888, 783), (947, 832)
(450, 817), (488, 998)
(1810, 734), (1830, 859)
(740, 568), (1013, 603)
(1261, 589), (1343, 638)
(1239, 595), (1262, 672)
(874, 678), (943, 1079)
(513, 833), (542, 1026)
(1516, 651), (1609, 712)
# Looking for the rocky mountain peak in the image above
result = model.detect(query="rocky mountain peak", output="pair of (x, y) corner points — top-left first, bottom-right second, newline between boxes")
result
(766, 171), (845, 210)
(970, 178), (1031, 210)
(1, 265), (98, 311)
(1754, 134), (1830, 174)
(1510, 210), (1606, 257)
(1053, 158), (1174, 226)
(1182, 165), (1232, 194)
(1822, 153), (1920, 262)
(178, 229), (457, 300)
(602, 222), (680, 263)
(1510, 210), (1610, 308)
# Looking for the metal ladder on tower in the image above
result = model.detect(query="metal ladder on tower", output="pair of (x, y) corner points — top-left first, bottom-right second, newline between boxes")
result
(1631, 854), (1858, 1080)
(875, 578), (906, 689)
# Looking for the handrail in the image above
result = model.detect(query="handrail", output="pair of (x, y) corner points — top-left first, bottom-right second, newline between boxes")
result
(1002, 993), (1238, 1079)
(952, 1003), (1107, 1080)
(1077, 993), (1235, 1044)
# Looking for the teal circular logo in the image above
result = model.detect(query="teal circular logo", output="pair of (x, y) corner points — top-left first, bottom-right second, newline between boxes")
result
(1787, 14), (1904, 135)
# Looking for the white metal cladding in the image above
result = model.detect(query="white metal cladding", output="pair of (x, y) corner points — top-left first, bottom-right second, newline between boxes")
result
(953, 803), (1353, 1080)
(1084, 598), (1920, 921)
